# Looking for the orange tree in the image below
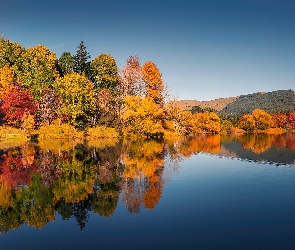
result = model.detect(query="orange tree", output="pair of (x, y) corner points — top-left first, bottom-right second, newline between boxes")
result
(142, 61), (164, 107)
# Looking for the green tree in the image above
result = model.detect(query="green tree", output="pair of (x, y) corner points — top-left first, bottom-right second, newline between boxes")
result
(91, 54), (119, 93)
(0, 38), (25, 68)
(14, 44), (59, 100)
(58, 52), (74, 76)
(73, 41), (92, 80)
(53, 73), (96, 127)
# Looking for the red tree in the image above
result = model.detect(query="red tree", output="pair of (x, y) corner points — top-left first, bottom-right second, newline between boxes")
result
(0, 85), (37, 127)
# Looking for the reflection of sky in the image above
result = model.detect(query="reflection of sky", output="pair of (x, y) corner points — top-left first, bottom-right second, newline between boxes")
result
(1, 0), (295, 101)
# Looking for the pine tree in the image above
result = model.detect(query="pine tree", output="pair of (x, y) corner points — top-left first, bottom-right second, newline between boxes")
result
(73, 41), (92, 80)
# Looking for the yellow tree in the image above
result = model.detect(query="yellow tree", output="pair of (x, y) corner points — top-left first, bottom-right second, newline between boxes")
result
(0, 38), (25, 68)
(252, 109), (272, 130)
(53, 73), (96, 127)
(15, 44), (59, 100)
(0, 65), (14, 100)
(239, 114), (256, 132)
(194, 112), (221, 133)
(142, 61), (164, 107)
(121, 96), (164, 137)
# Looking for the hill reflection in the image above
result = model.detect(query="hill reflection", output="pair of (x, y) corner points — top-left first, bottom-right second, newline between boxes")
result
(0, 133), (295, 232)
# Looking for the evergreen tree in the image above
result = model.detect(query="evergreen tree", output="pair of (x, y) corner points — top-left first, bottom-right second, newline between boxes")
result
(73, 41), (92, 80)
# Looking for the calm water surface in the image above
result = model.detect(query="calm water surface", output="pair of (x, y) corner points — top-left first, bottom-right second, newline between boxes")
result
(0, 134), (295, 249)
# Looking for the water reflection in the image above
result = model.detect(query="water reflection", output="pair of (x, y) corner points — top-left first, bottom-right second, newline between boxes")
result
(0, 133), (295, 233)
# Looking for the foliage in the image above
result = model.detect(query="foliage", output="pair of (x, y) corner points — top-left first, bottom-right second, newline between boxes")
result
(53, 73), (96, 127)
(194, 112), (221, 133)
(252, 109), (272, 130)
(91, 54), (119, 93)
(0, 65), (14, 100)
(94, 88), (119, 127)
(0, 86), (37, 128)
(0, 126), (27, 142)
(272, 112), (287, 128)
(0, 38), (25, 68)
(58, 52), (74, 76)
(36, 87), (63, 126)
(119, 55), (145, 97)
(37, 122), (84, 139)
(14, 45), (59, 100)
(86, 126), (119, 139)
(121, 96), (164, 137)
(73, 41), (92, 80)
(238, 114), (255, 132)
(142, 61), (164, 107)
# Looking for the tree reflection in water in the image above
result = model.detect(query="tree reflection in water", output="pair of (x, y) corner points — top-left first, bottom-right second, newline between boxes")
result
(1, 133), (295, 232)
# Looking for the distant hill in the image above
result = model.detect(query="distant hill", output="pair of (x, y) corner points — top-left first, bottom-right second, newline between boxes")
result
(221, 89), (295, 114)
(178, 89), (295, 114)
(177, 96), (238, 112)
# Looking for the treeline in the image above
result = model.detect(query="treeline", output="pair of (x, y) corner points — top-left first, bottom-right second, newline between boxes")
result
(221, 90), (295, 114)
(1, 38), (295, 139)
(0, 38), (228, 138)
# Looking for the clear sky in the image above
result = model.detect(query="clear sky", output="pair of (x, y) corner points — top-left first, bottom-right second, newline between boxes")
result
(0, 0), (294, 101)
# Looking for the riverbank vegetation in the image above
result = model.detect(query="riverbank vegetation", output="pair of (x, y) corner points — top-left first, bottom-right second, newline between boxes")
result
(1, 37), (295, 141)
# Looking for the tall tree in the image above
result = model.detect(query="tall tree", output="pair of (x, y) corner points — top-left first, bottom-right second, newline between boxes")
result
(142, 61), (164, 108)
(73, 41), (91, 80)
(58, 52), (74, 76)
(14, 44), (59, 100)
(91, 54), (119, 93)
(119, 55), (145, 98)
(53, 73), (96, 127)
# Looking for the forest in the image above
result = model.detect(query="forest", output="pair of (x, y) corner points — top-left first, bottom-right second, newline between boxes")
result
(1, 37), (295, 141)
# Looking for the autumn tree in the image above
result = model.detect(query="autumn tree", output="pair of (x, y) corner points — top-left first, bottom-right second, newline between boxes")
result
(239, 114), (255, 132)
(142, 61), (164, 107)
(53, 73), (96, 127)
(0, 86), (37, 127)
(14, 44), (59, 100)
(121, 96), (164, 137)
(58, 52), (74, 76)
(73, 41), (92, 80)
(0, 65), (14, 100)
(194, 112), (221, 133)
(119, 55), (145, 98)
(0, 38), (25, 68)
(272, 112), (287, 128)
(287, 111), (295, 129)
(91, 54), (119, 93)
(36, 87), (63, 126)
(252, 109), (272, 130)
(94, 88), (119, 127)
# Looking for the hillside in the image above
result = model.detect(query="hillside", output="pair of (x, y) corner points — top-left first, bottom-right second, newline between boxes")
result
(178, 89), (295, 114)
(221, 89), (295, 114)
(177, 96), (238, 111)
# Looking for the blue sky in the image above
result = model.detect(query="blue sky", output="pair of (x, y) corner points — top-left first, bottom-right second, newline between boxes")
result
(1, 0), (294, 101)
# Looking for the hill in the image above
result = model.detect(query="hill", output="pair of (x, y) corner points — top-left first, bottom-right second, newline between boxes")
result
(177, 96), (238, 112)
(221, 89), (295, 114)
(178, 89), (295, 114)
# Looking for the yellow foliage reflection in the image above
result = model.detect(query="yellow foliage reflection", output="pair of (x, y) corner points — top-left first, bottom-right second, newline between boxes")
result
(240, 134), (271, 154)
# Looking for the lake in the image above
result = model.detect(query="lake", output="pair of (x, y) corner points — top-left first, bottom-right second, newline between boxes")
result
(0, 133), (295, 249)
